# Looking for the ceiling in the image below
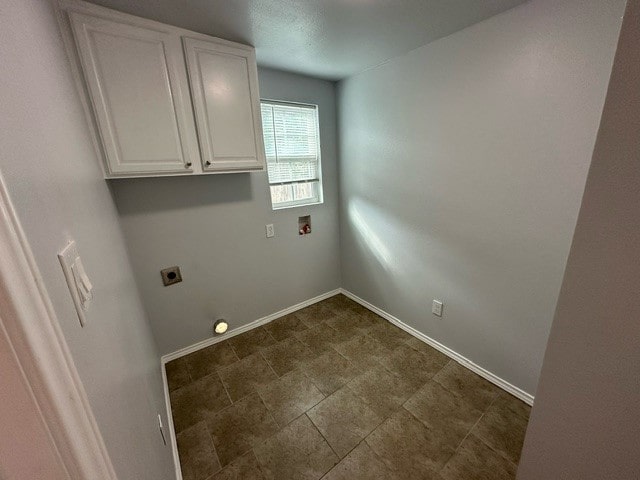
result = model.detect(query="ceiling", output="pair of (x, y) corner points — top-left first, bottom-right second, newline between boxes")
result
(86, 0), (527, 80)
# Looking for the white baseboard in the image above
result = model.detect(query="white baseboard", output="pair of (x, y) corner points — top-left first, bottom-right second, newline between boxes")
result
(160, 361), (182, 480)
(161, 289), (341, 365)
(160, 288), (341, 480)
(339, 288), (535, 406)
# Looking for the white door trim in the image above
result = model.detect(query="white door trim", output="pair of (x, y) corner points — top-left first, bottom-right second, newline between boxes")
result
(0, 171), (117, 479)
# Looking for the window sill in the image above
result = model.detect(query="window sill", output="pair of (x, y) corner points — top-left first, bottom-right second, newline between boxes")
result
(272, 200), (323, 211)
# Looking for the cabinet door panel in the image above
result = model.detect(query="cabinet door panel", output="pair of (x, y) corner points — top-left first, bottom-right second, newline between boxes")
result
(70, 13), (197, 175)
(183, 38), (266, 172)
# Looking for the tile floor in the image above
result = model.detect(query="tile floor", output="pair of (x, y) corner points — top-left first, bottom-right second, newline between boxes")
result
(166, 294), (530, 480)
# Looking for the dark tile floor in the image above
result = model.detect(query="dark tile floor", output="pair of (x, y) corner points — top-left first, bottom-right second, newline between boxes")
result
(166, 294), (530, 480)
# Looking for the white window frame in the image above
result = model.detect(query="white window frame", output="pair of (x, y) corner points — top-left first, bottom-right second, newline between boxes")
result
(261, 99), (324, 210)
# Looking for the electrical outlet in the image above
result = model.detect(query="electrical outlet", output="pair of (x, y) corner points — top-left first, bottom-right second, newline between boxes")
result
(160, 266), (182, 286)
(266, 224), (275, 238)
(432, 299), (443, 317)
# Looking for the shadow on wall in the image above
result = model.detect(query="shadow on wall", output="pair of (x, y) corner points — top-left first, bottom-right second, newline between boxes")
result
(108, 171), (255, 216)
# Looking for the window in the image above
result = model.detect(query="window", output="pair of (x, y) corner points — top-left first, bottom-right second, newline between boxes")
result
(261, 101), (323, 209)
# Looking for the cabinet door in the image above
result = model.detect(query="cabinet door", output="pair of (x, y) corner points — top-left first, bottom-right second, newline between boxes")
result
(69, 13), (198, 176)
(183, 38), (266, 172)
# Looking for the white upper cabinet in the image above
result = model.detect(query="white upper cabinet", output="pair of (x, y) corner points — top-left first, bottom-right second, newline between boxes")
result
(69, 12), (198, 176)
(61, 0), (265, 178)
(183, 38), (266, 172)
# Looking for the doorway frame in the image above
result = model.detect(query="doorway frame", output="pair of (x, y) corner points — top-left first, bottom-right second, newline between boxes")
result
(0, 171), (117, 479)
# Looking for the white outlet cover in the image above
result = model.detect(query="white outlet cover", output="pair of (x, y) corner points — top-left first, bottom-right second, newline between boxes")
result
(266, 224), (275, 238)
(432, 299), (443, 317)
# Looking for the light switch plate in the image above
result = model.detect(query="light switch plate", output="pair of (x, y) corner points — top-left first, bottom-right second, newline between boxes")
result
(432, 299), (443, 317)
(58, 240), (91, 327)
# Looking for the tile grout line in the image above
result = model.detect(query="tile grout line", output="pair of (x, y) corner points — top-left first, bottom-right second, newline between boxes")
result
(196, 352), (278, 477)
(258, 348), (283, 379)
(247, 448), (270, 479)
(265, 392), (324, 434)
(188, 346), (240, 406)
(249, 410), (331, 474)
(215, 367), (234, 406)
(212, 393), (282, 470)
(397, 400), (465, 474)
(183, 357), (194, 384)
(313, 355), (415, 470)
(227, 342), (243, 364)
(467, 393), (522, 469)
(262, 325), (280, 344)
(318, 439), (370, 480)
(297, 365), (331, 402)
(203, 420), (224, 478)
(355, 404), (413, 475)
(393, 360), (497, 475)
(217, 340), (323, 409)
(255, 392), (281, 437)
(198, 384), (255, 420)
(304, 347), (366, 398)
(253, 368), (326, 429)
(445, 390), (501, 464)
(225, 340), (242, 363)
(440, 413), (486, 475)
(304, 412), (342, 465)
(431, 360), (480, 401)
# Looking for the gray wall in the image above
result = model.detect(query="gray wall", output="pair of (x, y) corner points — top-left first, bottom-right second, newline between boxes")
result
(337, 0), (625, 396)
(111, 68), (341, 355)
(0, 0), (174, 478)
(518, 0), (640, 476)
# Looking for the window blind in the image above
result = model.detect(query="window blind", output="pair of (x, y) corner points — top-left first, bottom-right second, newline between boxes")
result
(261, 101), (322, 208)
